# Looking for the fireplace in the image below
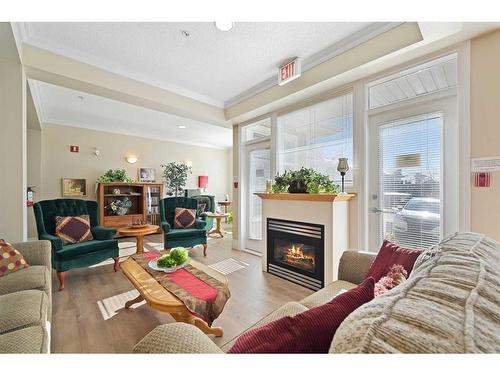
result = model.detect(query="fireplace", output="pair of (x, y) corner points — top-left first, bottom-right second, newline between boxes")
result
(267, 218), (324, 290)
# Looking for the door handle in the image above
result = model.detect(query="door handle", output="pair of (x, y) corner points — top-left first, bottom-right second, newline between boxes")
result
(371, 207), (384, 213)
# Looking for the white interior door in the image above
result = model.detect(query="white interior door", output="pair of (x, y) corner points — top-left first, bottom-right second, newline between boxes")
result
(246, 144), (271, 252)
(368, 96), (458, 251)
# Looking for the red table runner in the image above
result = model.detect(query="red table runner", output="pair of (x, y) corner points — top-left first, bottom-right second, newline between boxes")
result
(131, 251), (230, 325)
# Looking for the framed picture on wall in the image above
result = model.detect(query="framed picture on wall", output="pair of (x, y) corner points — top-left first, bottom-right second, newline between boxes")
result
(62, 178), (87, 197)
(139, 168), (156, 182)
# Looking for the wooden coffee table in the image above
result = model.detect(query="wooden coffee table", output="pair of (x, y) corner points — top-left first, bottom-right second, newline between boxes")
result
(206, 213), (229, 238)
(117, 225), (160, 254)
(120, 256), (227, 336)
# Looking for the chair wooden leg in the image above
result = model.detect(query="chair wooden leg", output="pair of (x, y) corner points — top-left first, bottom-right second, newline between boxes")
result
(113, 256), (120, 272)
(57, 271), (66, 291)
(203, 243), (208, 257)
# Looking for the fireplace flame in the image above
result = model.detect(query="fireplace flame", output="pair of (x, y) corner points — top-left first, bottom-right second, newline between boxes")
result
(285, 244), (315, 267)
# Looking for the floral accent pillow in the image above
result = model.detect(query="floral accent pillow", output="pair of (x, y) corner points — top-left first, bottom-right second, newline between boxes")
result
(374, 264), (408, 297)
(0, 239), (29, 277)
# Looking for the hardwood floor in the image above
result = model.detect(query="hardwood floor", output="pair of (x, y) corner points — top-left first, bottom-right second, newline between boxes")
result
(50, 229), (312, 353)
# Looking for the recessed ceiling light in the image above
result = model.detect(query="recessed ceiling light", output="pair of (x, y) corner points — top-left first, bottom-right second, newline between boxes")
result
(214, 21), (234, 32)
(77, 95), (84, 100)
(178, 125), (186, 129)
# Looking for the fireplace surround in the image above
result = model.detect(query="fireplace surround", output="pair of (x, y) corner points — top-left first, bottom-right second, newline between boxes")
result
(267, 218), (324, 290)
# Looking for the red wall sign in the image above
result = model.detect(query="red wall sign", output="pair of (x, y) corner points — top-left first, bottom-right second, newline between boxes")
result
(70, 145), (80, 153)
(474, 172), (491, 187)
(278, 58), (301, 86)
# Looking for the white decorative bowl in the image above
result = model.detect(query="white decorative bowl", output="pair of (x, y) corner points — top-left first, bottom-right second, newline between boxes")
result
(148, 259), (188, 273)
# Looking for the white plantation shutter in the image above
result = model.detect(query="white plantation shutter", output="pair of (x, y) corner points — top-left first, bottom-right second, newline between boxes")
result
(277, 93), (354, 185)
(378, 113), (442, 250)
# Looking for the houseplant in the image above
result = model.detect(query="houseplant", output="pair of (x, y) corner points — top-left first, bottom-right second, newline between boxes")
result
(97, 169), (134, 183)
(272, 167), (339, 194)
(161, 162), (192, 197)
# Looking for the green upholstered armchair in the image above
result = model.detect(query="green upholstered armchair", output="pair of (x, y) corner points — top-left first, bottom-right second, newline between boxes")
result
(159, 197), (208, 256)
(33, 199), (119, 291)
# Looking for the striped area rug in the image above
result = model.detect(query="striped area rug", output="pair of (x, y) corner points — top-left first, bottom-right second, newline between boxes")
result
(209, 258), (249, 275)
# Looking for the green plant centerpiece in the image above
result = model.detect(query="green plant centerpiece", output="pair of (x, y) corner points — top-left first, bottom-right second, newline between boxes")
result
(97, 169), (135, 183)
(161, 162), (192, 197)
(157, 247), (189, 268)
(272, 167), (339, 194)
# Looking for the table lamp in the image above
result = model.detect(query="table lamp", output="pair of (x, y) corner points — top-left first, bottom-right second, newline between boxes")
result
(337, 158), (349, 195)
(198, 176), (208, 192)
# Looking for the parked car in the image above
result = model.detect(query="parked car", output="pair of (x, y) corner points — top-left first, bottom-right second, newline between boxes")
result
(393, 197), (441, 249)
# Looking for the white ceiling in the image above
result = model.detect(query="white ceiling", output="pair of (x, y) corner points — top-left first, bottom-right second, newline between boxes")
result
(18, 22), (391, 107)
(30, 79), (232, 149)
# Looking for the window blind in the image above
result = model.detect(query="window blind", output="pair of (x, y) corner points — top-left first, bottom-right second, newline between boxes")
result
(378, 113), (442, 250)
(277, 92), (354, 185)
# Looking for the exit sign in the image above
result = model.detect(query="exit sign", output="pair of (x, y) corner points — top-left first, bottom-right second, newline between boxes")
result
(278, 58), (301, 86)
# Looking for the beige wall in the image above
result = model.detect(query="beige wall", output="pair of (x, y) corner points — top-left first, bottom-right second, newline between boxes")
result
(470, 29), (500, 241)
(0, 24), (27, 242)
(35, 124), (232, 235)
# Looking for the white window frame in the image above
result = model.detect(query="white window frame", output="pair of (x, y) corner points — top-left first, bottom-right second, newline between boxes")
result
(360, 43), (470, 250)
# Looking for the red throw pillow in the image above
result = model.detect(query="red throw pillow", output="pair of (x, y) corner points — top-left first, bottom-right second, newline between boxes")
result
(366, 240), (422, 282)
(228, 277), (375, 354)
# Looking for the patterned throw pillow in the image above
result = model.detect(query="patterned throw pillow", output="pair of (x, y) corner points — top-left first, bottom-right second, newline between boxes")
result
(174, 208), (196, 229)
(55, 215), (93, 244)
(0, 239), (29, 277)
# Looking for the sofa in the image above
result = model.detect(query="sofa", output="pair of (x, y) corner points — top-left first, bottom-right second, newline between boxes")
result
(133, 232), (500, 353)
(0, 240), (52, 353)
(34, 199), (119, 290)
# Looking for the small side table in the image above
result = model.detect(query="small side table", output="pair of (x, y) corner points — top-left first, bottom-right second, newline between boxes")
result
(206, 213), (229, 238)
(218, 201), (232, 222)
(117, 225), (160, 253)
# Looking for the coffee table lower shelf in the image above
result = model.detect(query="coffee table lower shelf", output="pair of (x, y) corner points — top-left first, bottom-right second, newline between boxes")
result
(120, 257), (225, 337)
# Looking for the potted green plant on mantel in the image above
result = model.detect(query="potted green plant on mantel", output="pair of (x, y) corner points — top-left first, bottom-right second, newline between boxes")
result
(272, 167), (340, 194)
(161, 162), (192, 197)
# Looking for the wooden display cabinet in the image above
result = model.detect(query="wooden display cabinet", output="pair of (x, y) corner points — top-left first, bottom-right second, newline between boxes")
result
(97, 182), (164, 235)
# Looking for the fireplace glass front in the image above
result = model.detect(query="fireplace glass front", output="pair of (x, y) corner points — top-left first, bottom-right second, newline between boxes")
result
(267, 218), (324, 290)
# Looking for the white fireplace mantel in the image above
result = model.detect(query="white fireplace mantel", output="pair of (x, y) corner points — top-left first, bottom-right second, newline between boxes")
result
(256, 193), (355, 286)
